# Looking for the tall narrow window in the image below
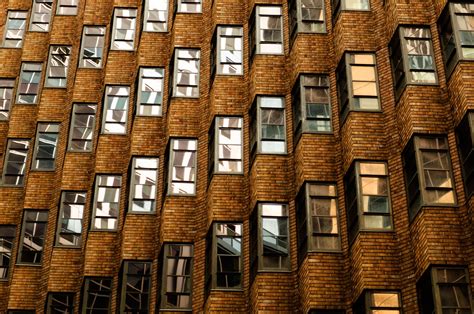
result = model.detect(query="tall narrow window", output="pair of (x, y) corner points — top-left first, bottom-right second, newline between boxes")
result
(79, 26), (106, 68)
(82, 278), (112, 312)
(91, 175), (122, 231)
(129, 157), (158, 213)
(171, 48), (201, 98)
(212, 26), (243, 77)
(102, 86), (130, 134)
(120, 261), (152, 312)
(45, 46), (71, 88)
(16, 63), (43, 104)
(46, 293), (74, 313)
(337, 52), (380, 122)
(143, 0), (168, 32)
(403, 135), (456, 220)
(18, 210), (48, 264)
(160, 244), (193, 310)
(1, 139), (30, 186)
(32, 123), (60, 171)
(56, 0), (79, 15)
(2, 11), (28, 48)
(289, 0), (326, 44)
(137, 68), (164, 116)
(68, 104), (96, 152)
(0, 225), (16, 279)
(167, 138), (197, 195)
(344, 161), (392, 243)
(208, 116), (243, 177)
(249, 6), (283, 59)
(457, 111), (474, 198)
(55, 191), (86, 247)
(111, 8), (137, 51)
(30, 0), (53, 32)
(177, 0), (202, 13)
(353, 291), (401, 314)
(0, 79), (15, 120)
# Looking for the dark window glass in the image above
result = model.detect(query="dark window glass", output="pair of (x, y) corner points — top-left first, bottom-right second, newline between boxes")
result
(18, 210), (48, 264)
(82, 277), (112, 313)
(120, 261), (152, 312)
(46, 292), (74, 313)
(0, 226), (16, 279)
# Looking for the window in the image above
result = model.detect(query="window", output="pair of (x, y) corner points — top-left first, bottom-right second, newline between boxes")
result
(143, 0), (168, 32)
(211, 26), (243, 78)
(167, 138), (197, 195)
(249, 6), (283, 59)
(2, 11), (28, 48)
(250, 96), (287, 161)
(353, 291), (401, 314)
(289, 0), (326, 44)
(417, 266), (473, 313)
(402, 135), (456, 221)
(111, 8), (137, 51)
(16, 62), (43, 104)
(129, 157), (158, 213)
(18, 210), (48, 264)
(30, 0), (53, 32)
(457, 111), (474, 198)
(79, 26), (106, 68)
(120, 261), (152, 312)
(1, 139), (30, 186)
(56, 0), (79, 15)
(0, 79), (15, 120)
(336, 52), (380, 122)
(208, 116), (243, 178)
(82, 277), (112, 312)
(55, 191), (86, 247)
(91, 175), (122, 230)
(68, 104), (97, 152)
(332, 0), (370, 22)
(45, 46), (71, 88)
(160, 244), (193, 310)
(31, 123), (60, 171)
(389, 26), (437, 100)
(438, 3), (474, 78)
(296, 183), (340, 262)
(102, 86), (130, 134)
(0, 226), (16, 279)
(177, 0), (202, 13)
(206, 223), (242, 290)
(171, 48), (200, 98)
(137, 68), (164, 116)
(344, 161), (392, 243)
(292, 74), (332, 141)
(46, 293), (74, 313)
(250, 203), (290, 274)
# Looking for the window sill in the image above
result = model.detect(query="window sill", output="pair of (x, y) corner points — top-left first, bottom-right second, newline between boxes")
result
(257, 269), (292, 273)
(66, 149), (93, 153)
(171, 96), (200, 100)
(127, 211), (156, 215)
(209, 288), (243, 292)
(15, 263), (42, 267)
(53, 245), (81, 249)
(43, 86), (67, 89)
(89, 229), (117, 232)
(0, 46), (22, 49)
(30, 169), (56, 172)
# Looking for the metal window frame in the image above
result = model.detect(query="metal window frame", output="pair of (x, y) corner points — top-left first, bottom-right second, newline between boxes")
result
(16, 62), (44, 105)
(54, 191), (87, 247)
(17, 210), (48, 265)
(29, 0), (54, 32)
(0, 78), (16, 121)
(119, 260), (152, 312)
(171, 48), (201, 98)
(431, 266), (473, 312)
(31, 122), (60, 171)
(81, 277), (112, 313)
(456, 111), (474, 199)
(167, 138), (198, 196)
(216, 25), (244, 76)
(2, 11), (28, 48)
(0, 225), (16, 280)
(56, 0), (79, 15)
(136, 67), (164, 117)
(143, 0), (169, 32)
(45, 45), (72, 88)
(210, 116), (244, 175)
(365, 290), (402, 312)
(78, 25), (107, 69)
(128, 156), (159, 214)
(67, 103), (97, 152)
(101, 85), (130, 135)
(91, 174), (122, 231)
(255, 5), (284, 55)
(110, 7), (138, 51)
(451, 3), (474, 60)
(1, 138), (30, 187)
(46, 292), (75, 313)
(177, 0), (202, 13)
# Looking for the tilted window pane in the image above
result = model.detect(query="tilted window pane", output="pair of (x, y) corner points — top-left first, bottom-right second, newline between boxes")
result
(83, 278), (112, 311)
(3, 11), (28, 48)
(144, 0), (168, 31)
(121, 261), (151, 312)
(173, 49), (201, 98)
(79, 26), (106, 68)
(57, 0), (79, 15)
(130, 157), (158, 212)
(256, 6), (283, 54)
(2, 139), (30, 186)
(45, 46), (71, 88)
(102, 86), (130, 134)
(429, 268), (474, 313)
(403, 27), (437, 84)
(18, 210), (48, 264)
(368, 292), (401, 312)
(92, 175), (122, 230)
(253, 96), (286, 154)
(56, 191), (86, 247)
(68, 104), (96, 151)
(169, 139), (197, 195)
(16, 63), (43, 104)
(213, 223), (242, 289)
(178, 0), (201, 13)
(30, 0), (53, 32)
(32, 123), (60, 170)
(137, 68), (164, 116)
(0, 226), (16, 279)
(0, 79), (15, 120)
(111, 8), (137, 50)
(217, 26), (243, 75)
(46, 293), (74, 313)
(215, 117), (243, 173)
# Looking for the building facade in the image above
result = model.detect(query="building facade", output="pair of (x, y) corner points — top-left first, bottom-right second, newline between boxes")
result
(0, 0), (473, 312)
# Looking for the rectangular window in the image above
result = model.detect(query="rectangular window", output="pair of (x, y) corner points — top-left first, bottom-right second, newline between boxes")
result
(46, 293), (74, 313)
(332, 0), (370, 22)
(167, 138), (197, 195)
(289, 0), (326, 44)
(208, 116), (243, 177)
(68, 104), (97, 152)
(250, 96), (287, 161)
(160, 244), (193, 310)
(120, 261), (152, 312)
(171, 48), (200, 98)
(79, 26), (106, 68)
(292, 74), (332, 141)
(16, 62), (43, 104)
(0, 79), (15, 120)
(345, 161), (392, 243)
(337, 52), (380, 122)
(403, 135), (456, 220)
(129, 157), (158, 213)
(91, 175), (122, 230)
(82, 277), (112, 312)
(56, 0), (79, 15)
(30, 0), (53, 32)
(45, 46), (72, 88)
(137, 68), (164, 116)
(457, 111), (474, 198)
(353, 291), (401, 314)
(2, 11), (28, 48)
(102, 85), (130, 134)
(32, 123), (60, 171)
(55, 191), (86, 247)
(1, 139), (30, 186)
(249, 6), (283, 59)
(111, 8), (137, 51)
(177, 0), (202, 13)
(143, 0), (168, 32)
(0, 226), (16, 279)
(18, 210), (48, 264)
(211, 26), (243, 77)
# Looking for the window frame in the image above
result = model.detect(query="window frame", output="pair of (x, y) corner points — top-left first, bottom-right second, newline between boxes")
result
(31, 122), (60, 171)
(213, 25), (244, 77)
(67, 103), (97, 152)
(353, 290), (402, 313)
(0, 78), (16, 121)
(136, 67), (165, 117)
(289, 0), (327, 45)
(171, 48), (201, 98)
(0, 225), (16, 280)
(176, 0), (202, 14)
(2, 11), (28, 48)
(17, 210), (48, 265)
(55, 191), (86, 247)
(56, 0), (79, 15)
(166, 138), (198, 196)
(456, 111), (474, 199)
(78, 25), (107, 69)
(331, 0), (371, 24)
(91, 174), (122, 231)
(45, 292), (75, 314)
(128, 156), (159, 214)
(29, 0), (53, 32)
(143, 0), (169, 32)
(16, 62), (44, 105)
(250, 5), (284, 58)
(1, 138), (30, 187)
(119, 260), (152, 312)
(81, 277), (112, 313)
(110, 7), (138, 51)
(101, 85), (130, 135)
